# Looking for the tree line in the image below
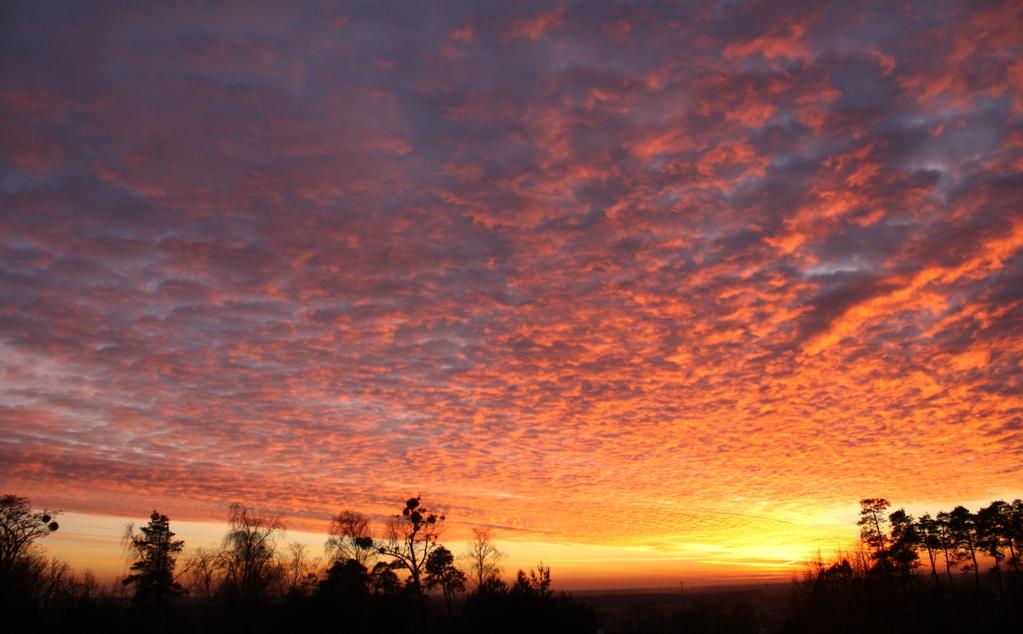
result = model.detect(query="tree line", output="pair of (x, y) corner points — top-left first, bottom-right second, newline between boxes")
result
(855, 497), (1022, 590)
(784, 497), (1022, 634)
(4, 492), (1021, 634)
(0, 493), (595, 633)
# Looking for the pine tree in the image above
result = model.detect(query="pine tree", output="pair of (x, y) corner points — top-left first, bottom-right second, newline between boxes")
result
(887, 509), (920, 577)
(857, 498), (891, 572)
(947, 506), (982, 591)
(123, 511), (186, 605)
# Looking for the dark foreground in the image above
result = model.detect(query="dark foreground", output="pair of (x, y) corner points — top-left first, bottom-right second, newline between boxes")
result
(7, 572), (1020, 634)
(4, 495), (1020, 632)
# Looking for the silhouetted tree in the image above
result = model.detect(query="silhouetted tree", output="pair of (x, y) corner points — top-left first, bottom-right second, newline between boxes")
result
(464, 527), (504, 589)
(283, 542), (319, 597)
(376, 496), (446, 628)
(320, 558), (369, 597)
(377, 496), (444, 595)
(0, 494), (60, 601)
(16, 555), (82, 622)
(1007, 499), (1023, 575)
(368, 560), (402, 596)
(857, 498), (891, 571)
(218, 503), (285, 603)
(917, 513), (942, 586)
(315, 558), (370, 631)
(513, 561), (552, 598)
(181, 547), (220, 601)
(786, 499), (1021, 634)
(464, 561), (595, 634)
(325, 510), (376, 567)
(122, 510), (186, 605)
(887, 509), (920, 578)
(934, 510), (959, 589)
(424, 545), (466, 618)
(947, 506), (982, 590)
(977, 501), (1008, 589)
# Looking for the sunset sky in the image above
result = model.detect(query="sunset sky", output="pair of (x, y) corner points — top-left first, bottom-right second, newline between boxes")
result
(2, 1), (1021, 589)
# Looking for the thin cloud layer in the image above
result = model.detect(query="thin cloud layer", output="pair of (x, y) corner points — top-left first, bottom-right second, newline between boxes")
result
(1, 1), (1021, 571)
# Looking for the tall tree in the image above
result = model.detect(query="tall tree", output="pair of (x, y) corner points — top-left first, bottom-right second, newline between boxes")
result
(378, 496), (445, 626)
(947, 505), (982, 590)
(934, 511), (959, 589)
(218, 503), (285, 603)
(887, 509), (920, 578)
(857, 498), (891, 570)
(1007, 499), (1023, 575)
(325, 510), (376, 567)
(464, 527), (504, 589)
(916, 514), (942, 586)
(976, 500), (1016, 595)
(977, 501), (1006, 561)
(0, 494), (60, 599)
(377, 496), (445, 595)
(425, 546), (466, 619)
(122, 511), (186, 605)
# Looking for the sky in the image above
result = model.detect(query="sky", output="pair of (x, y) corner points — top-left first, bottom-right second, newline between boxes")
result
(1, 1), (1022, 589)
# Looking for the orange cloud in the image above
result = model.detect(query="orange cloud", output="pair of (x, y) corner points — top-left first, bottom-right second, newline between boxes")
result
(1, 0), (1021, 588)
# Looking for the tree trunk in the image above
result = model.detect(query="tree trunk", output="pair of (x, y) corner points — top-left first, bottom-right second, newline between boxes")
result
(941, 546), (954, 595)
(968, 543), (981, 591)
(872, 512), (887, 557)
(927, 548), (939, 586)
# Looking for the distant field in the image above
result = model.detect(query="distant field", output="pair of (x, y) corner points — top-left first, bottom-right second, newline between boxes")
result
(575, 582), (794, 630)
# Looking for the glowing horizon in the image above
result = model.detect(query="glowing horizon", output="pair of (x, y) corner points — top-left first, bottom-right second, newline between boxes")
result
(40, 510), (830, 590)
(2, 1), (1021, 588)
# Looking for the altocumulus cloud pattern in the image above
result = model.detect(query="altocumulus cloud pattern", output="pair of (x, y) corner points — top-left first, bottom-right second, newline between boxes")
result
(1, 1), (1021, 557)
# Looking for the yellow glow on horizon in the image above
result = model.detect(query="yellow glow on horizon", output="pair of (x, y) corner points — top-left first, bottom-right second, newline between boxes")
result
(37, 509), (864, 590)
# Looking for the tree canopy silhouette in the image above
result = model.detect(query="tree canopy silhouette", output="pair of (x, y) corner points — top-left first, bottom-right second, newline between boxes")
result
(857, 498), (891, 570)
(464, 527), (504, 589)
(325, 509), (376, 567)
(0, 494), (60, 600)
(424, 545), (465, 618)
(377, 496), (444, 596)
(218, 503), (285, 603)
(122, 510), (186, 605)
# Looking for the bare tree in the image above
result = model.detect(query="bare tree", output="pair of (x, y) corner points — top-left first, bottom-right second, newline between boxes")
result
(181, 547), (221, 601)
(283, 542), (319, 596)
(464, 527), (504, 589)
(78, 569), (99, 602)
(218, 503), (285, 602)
(325, 510), (376, 567)
(36, 557), (74, 605)
(0, 494), (60, 599)
(377, 496), (445, 595)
